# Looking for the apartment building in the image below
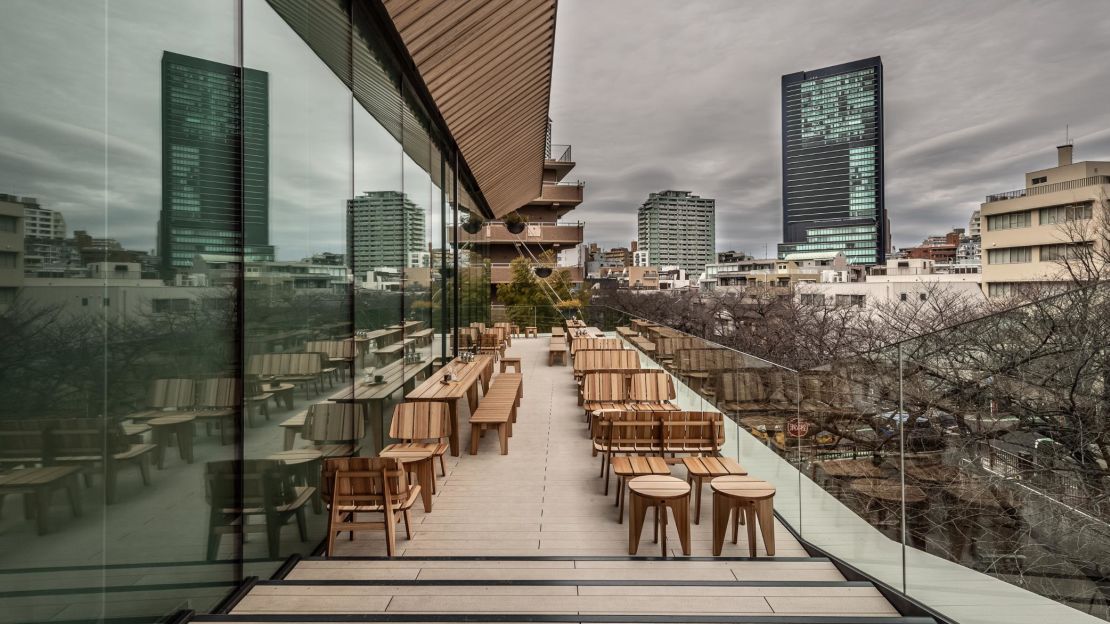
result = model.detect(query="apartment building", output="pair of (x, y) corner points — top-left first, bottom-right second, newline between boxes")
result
(637, 190), (715, 277)
(457, 128), (584, 294)
(348, 190), (426, 279)
(980, 145), (1110, 296)
(797, 257), (983, 308)
(0, 195), (24, 306)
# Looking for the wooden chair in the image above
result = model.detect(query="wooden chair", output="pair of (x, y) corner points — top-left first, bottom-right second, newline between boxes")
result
(195, 378), (240, 445)
(321, 457), (421, 557)
(305, 339), (357, 381)
(627, 370), (680, 411)
(581, 371), (629, 424)
(383, 402), (450, 476)
(126, 379), (196, 422)
(205, 459), (314, 560)
(573, 349), (641, 380)
(592, 411), (665, 495)
(48, 418), (156, 504)
(302, 403), (366, 457)
(478, 331), (504, 361)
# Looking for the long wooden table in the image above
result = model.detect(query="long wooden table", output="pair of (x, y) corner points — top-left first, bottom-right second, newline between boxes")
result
(406, 354), (494, 456)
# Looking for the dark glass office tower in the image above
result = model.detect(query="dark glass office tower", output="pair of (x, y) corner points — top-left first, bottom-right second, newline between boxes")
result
(778, 57), (886, 265)
(160, 51), (273, 278)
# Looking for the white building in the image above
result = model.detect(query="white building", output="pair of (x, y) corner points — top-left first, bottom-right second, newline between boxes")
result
(796, 258), (984, 308)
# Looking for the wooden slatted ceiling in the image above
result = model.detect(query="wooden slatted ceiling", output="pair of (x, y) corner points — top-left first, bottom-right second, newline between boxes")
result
(382, 0), (558, 217)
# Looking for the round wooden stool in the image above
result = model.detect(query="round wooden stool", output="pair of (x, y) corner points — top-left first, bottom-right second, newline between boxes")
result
(710, 476), (776, 557)
(148, 414), (196, 469)
(380, 444), (436, 513)
(627, 475), (691, 556)
(499, 357), (522, 373)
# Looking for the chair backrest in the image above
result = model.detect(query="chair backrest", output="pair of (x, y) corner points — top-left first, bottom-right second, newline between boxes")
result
(628, 371), (676, 402)
(551, 326), (565, 337)
(47, 418), (129, 459)
(574, 349), (640, 374)
(149, 378), (195, 409)
(206, 459), (297, 511)
(0, 420), (47, 461)
(321, 456), (409, 508)
(659, 411), (725, 451)
(305, 340), (356, 360)
(656, 336), (700, 359)
(388, 402), (450, 442)
(197, 378), (240, 409)
(479, 332), (501, 349)
(303, 403), (366, 443)
(581, 371), (628, 402)
(593, 411), (663, 453)
(571, 337), (623, 354)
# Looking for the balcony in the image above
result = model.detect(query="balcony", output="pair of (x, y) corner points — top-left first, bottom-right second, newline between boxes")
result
(490, 262), (584, 283)
(532, 181), (584, 205)
(985, 174), (1110, 202)
(457, 220), (584, 245)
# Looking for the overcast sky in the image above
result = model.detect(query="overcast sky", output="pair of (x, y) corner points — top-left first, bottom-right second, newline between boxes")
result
(549, 0), (1110, 254)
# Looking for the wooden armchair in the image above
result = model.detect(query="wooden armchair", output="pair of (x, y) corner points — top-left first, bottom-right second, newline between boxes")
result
(383, 402), (451, 476)
(478, 331), (504, 361)
(195, 378), (240, 444)
(48, 418), (157, 504)
(126, 379), (196, 422)
(302, 402), (366, 457)
(205, 459), (313, 560)
(321, 457), (421, 557)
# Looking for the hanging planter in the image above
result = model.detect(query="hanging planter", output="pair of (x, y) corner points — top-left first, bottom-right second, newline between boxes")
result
(503, 211), (526, 234)
(462, 214), (484, 234)
(534, 266), (553, 278)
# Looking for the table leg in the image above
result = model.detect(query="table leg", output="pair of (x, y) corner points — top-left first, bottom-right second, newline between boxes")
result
(153, 427), (167, 470)
(283, 428), (296, 451)
(418, 459), (434, 513)
(466, 383), (479, 414)
(744, 502), (758, 557)
(757, 498), (776, 556)
(712, 492), (727, 556)
(447, 400), (460, 457)
(179, 423), (195, 463)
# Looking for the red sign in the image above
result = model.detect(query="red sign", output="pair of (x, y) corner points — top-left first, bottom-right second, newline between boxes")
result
(787, 418), (811, 437)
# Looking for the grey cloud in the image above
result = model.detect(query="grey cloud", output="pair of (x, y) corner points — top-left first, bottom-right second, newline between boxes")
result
(551, 0), (1110, 253)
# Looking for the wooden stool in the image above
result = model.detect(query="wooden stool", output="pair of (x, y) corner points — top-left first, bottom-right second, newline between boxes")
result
(683, 456), (747, 524)
(710, 476), (775, 557)
(500, 357), (522, 373)
(548, 346), (567, 366)
(148, 414), (196, 469)
(627, 475), (691, 556)
(524, 326), (538, 338)
(612, 456), (670, 523)
(379, 444), (437, 513)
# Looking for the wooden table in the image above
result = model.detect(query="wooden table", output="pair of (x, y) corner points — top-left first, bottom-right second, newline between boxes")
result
(379, 443), (436, 512)
(329, 358), (429, 455)
(566, 319), (586, 329)
(260, 381), (295, 410)
(267, 449), (324, 513)
(612, 456), (670, 523)
(148, 414), (196, 469)
(406, 355), (494, 456)
(627, 475), (691, 556)
(0, 466), (83, 535)
(710, 476), (775, 557)
(683, 457), (747, 524)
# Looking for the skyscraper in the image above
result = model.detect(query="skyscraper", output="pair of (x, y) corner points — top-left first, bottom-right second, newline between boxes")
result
(779, 57), (886, 265)
(637, 190), (715, 277)
(348, 191), (426, 280)
(160, 51), (273, 278)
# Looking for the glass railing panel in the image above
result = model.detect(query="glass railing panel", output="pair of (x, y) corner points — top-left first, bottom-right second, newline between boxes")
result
(900, 284), (1110, 620)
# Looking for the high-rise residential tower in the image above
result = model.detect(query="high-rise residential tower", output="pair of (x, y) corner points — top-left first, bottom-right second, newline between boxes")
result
(160, 51), (273, 278)
(637, 190), (716, 277)
(348, 190), (426, 280)
(779, 57), (886, 265)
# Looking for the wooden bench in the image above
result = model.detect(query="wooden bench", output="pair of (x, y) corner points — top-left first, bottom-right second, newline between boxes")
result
(306, 339), (357, 381)
(570, 337), (623, 356)
(548, 337), (567, 366)
(616, 326), (638, 340)
(629, 335), (656, 354)
(468, 374), (523, 455)
(124, 378), (196, 422)
(574, 349), (641, 380)
(581, 370), (679, 423)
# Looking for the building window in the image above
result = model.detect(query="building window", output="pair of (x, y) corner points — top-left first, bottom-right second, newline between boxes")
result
(987, 247), (1032, 264)
(986, 211), (1031, 231)
(919, 293), (927, 301)
(1039, 202), (1093, 225)
(899, 293), (907, 302)
(800, 293), (824, 306)
(0, 215), (17, 233)
(1031, 176), (1047, 185)
(1040, 242), (1091, 262)
(0, 251), (17, 269)
(835, 294), (865, 307)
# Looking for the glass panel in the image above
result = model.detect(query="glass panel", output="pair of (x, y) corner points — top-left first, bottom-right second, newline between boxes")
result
(241, 0), (353, 571)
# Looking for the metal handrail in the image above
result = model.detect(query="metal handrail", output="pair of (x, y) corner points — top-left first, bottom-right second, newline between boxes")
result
(985, 175), (1110, 202)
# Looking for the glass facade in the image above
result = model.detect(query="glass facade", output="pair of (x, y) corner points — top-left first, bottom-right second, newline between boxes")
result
(0, 1), (479, 620)
(780, 57), (885, 265)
